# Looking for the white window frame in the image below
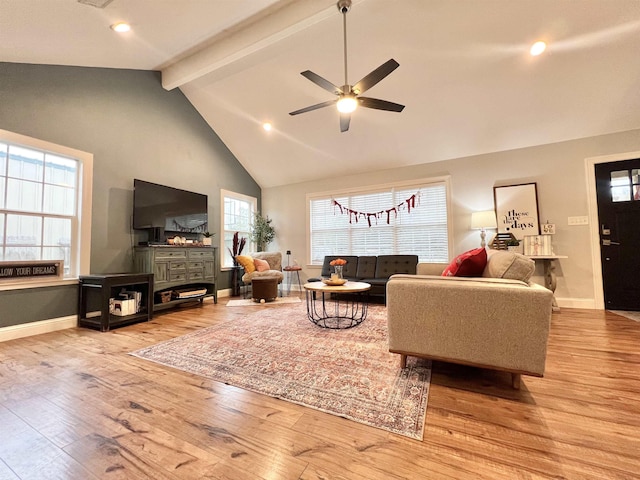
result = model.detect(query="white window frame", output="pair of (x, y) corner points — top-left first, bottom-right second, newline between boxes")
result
(306, 176), (452, 265)
(0, 129), (93, 289)
(220, 189), (257, 269)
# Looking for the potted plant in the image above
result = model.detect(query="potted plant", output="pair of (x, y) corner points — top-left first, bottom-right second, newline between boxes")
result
(251, 212), (276, 252)
(202, 231), (214, 246)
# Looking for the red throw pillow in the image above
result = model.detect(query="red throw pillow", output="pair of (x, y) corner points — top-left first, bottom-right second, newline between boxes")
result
(442, 248), (488, 277)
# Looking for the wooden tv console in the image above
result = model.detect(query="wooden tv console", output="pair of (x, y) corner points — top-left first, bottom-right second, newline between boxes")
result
(133, 245), (217, 310)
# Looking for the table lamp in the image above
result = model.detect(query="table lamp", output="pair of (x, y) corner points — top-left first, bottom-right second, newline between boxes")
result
(471, 210), (497, 247)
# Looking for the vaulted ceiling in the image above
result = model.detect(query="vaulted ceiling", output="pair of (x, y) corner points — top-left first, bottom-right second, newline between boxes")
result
(2, 0), (640, 188)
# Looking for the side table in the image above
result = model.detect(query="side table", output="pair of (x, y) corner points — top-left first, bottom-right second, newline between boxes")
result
(78, 273), (154, 331)
(525, 255), (568, 312)
(303, 281), (371, 329)
(283, 265), (302, 296)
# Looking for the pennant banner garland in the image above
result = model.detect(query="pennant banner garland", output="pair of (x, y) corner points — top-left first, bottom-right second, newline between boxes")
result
(332, 191), (420, 227)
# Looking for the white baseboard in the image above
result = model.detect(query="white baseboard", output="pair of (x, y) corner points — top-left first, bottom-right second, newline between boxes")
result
(0, 315), (77, 343)
(556, 297), (597, 310)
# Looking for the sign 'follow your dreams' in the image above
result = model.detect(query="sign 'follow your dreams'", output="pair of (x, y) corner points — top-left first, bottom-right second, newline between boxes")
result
(0, 260), (64, 280)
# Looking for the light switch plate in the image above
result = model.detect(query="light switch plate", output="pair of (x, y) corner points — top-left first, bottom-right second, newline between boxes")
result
(568, 216), (589, 225)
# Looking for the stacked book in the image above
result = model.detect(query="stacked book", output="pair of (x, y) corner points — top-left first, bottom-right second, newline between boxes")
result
(173, 288), (207, 299)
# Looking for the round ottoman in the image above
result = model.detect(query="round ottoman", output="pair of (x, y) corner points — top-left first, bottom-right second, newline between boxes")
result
(251, 277), (279, 303)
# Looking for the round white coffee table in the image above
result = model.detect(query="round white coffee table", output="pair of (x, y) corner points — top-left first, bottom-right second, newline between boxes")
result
(303, 281), (371, 329)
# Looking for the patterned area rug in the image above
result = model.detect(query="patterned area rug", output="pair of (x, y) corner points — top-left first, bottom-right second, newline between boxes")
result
(610, 310), (640, 322)
(226, 296), (301, 307)
(131, 303), (431, 439)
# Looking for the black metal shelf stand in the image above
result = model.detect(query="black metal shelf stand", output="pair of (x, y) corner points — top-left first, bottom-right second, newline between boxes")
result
(78, 273), (154, 332)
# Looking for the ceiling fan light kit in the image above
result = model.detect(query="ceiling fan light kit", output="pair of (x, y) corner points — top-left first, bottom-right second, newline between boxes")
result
(289, 0), (405, 132)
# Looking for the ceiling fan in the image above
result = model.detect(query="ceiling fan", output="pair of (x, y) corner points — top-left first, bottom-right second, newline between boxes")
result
(289, 0), (405, 132)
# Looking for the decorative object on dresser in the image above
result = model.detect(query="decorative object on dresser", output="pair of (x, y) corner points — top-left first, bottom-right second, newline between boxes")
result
(489, 232), (518, 250)
(201, 231), (214, 246)
(133, 246), (217, 310)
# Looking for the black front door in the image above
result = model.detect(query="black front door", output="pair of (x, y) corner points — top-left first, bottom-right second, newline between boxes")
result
(595, 159), (640, 311)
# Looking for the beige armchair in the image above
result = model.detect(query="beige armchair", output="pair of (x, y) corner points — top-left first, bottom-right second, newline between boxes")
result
(239, 251), (284, 284)
(386, 250), (554, 388)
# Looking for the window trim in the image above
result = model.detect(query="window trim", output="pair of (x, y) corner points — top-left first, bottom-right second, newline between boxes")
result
(220, 189), (257, 270)
(305, 175), (453, 265)
(0, 129), (93, 288)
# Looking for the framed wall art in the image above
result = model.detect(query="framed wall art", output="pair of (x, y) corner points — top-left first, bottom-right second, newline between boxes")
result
(493, 182), (540, 240)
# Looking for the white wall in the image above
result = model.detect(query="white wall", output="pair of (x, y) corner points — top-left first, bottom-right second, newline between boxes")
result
(263, 128), (640, 308)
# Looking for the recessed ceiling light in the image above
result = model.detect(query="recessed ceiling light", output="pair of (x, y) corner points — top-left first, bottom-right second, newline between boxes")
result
(262, 122), (272, 132)
(110, 22), (131, 33)
(530, 41), (547, 56)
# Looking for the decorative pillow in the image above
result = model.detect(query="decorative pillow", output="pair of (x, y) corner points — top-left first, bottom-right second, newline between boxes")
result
(235, 255), (256, 273)
(442, 247), (487, 277)
(483, 250), (534, 282)
(253, 258), (270, 272)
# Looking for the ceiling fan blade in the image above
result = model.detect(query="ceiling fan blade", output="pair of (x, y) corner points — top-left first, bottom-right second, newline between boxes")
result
(352, 59), (400, 95)
(340, 112), (351, 132)
(301, 70), (343, 95)
(289, 99), (337, 116)
(358, 97), (405, 112)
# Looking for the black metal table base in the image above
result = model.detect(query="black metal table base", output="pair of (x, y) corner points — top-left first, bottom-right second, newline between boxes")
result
(305, 290), (369, 329)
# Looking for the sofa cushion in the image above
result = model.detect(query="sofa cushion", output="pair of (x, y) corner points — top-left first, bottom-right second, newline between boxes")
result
(356, 256), (377, 278)
(442, 248), (487, 277)
(320, 255), (359, 277)
(375, 255), (419, 278)
(236, 255), (256, 273)
(483, 250), (535, 282)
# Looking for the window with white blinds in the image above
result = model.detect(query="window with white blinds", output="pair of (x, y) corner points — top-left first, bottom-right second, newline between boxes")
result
(221, 189), (256, 268)
(308, 178), (450, 264)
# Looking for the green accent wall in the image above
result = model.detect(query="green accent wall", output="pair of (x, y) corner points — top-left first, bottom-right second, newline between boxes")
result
(0, 62), (259, 328)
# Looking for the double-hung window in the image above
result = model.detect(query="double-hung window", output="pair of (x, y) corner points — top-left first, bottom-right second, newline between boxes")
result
(221, 189), (256, 268)
(308, 177), (451, 264)
(0, 129), (92, 282)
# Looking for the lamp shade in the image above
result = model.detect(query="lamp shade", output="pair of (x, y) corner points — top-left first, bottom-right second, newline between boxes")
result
(471, 210), (497, 229)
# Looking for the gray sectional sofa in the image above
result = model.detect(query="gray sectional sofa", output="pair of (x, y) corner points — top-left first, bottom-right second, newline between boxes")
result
(309, 254), (419, 298)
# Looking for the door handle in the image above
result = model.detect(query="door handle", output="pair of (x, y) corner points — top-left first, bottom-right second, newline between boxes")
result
(602, 239), (621, 246)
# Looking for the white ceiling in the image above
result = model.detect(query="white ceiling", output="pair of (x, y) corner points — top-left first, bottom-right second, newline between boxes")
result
(2, 0), (640, 188)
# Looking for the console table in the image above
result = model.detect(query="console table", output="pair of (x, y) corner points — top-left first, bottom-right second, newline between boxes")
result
(525, 255), (568, 311)
(133, 246), (217, 310)
(78, 273), (153, 331)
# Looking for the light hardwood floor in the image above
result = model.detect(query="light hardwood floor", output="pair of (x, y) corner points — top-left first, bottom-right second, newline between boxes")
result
(1, 299), (639, 480)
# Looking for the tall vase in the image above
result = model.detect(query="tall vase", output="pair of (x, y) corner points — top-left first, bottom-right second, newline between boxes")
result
(231, 266), (241, 296)
(332, 265), (343, 281)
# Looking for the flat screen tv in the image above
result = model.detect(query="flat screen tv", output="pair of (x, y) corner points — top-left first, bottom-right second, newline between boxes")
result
(133, 179), (208, 234)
